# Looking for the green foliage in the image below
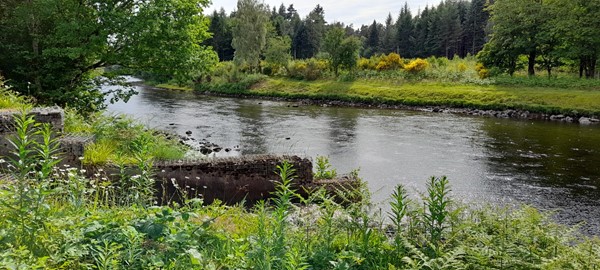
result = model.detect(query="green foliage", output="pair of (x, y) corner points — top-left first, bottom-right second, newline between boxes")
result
(0, 0), (217, 113)
(232, 0), (270, 72)
(206, 9), (235, 61)
(263, 36), (292, 75)
(481, 0), (600, 78)
(323, 27), (362, 76)
(424, 176), (452, 252)
(0, 75), (30, 110)
(1, 131), (599, 270)
(64, 111), (186, 165)
(1, 110), (60, 254)
(314, 156), (337, 180)
(223, 76), (600, 117)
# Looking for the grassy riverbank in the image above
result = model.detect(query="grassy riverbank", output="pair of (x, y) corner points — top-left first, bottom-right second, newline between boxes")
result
(196, 76), (600, 117)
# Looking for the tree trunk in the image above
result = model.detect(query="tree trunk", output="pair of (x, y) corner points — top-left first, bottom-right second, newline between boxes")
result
(547, 65), (552, 78)
(528, 51), (536, 76)
(29, 4), (43, 95)
(580, 57), (585, 78)
(589, 55), (597, 79)
(580, 56), (597, 79)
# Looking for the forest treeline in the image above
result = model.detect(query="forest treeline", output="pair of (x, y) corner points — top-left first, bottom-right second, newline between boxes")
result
(207, 0), (600, 78)
(207, 0), (488, 61)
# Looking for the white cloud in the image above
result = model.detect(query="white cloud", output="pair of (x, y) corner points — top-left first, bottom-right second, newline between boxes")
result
(207, 0), (442, 27)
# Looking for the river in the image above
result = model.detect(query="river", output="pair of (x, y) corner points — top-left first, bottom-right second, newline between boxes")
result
(105, 81), (600, 234)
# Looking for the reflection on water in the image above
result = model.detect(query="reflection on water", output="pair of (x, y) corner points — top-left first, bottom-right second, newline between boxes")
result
(106, 83), (600, 234)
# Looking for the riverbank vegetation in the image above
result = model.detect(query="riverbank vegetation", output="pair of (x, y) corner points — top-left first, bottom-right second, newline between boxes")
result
(1, 112), (599, 268)
(195, 56), (600, 116)
(65, 111), (186, 165)
(188, 0), (600, 117)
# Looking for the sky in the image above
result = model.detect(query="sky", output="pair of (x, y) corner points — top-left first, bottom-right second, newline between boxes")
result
(206, 0), (442, 27)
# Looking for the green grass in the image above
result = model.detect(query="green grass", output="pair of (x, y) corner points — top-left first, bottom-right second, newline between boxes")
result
(206, 77), (600, 116)
(155, 83), (193, 91)
(0, 77), (31, 110)
(198, 57), (600, 116)
(64, 110), (187, 165)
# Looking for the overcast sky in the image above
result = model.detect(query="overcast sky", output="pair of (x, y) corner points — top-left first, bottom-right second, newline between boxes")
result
(207, 0), (442, 27)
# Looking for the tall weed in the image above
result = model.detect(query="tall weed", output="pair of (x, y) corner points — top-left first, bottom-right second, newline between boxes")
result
(1, 110), (60, 254)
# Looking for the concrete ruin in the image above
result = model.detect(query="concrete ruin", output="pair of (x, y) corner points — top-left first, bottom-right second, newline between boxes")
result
(0, 108), (358, 204)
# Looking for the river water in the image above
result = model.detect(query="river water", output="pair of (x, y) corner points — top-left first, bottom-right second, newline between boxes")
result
(105, 81), (600, 234)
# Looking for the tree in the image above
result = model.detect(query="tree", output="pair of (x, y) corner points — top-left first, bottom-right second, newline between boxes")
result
(425, 7), (443, 57)
(264, 36), (292, 74)
(231, 0), (269, 72)
(551, 0), (600, 78)
(381, 13), (397, 54)
(364, 20), (381, 58)
(484, 0), (546, 76)
(0, 0), (217, 113)
(437, 1), (463, 58)
(413, 6), (433, 57)
(323, 27), (362, 76)
(396, 3), (414, 57)
(207, 9), (235, 61)
(295, 5), (326, 59)
(464, 0), (489, 56)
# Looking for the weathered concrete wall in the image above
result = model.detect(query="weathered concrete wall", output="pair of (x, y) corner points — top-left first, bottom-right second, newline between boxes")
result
(0, 107), (67, 163)
(59, 135), (95, 167)
(152, 155), (313, 204)
(0, 107), (64, 133)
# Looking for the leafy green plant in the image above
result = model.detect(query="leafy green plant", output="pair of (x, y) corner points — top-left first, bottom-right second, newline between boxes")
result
(424, 176), (452, 255)
(314, 155), (337, 180)
(249, 160), (304, 269)
(1, 109), (60, 254)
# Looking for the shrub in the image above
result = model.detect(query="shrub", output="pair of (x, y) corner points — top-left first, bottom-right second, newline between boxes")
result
(64, 113), (186, 165)
(404, 58), (429, 74)
(287, 59), (327, 81)
(357, 58), (374, 70)
(457, 63), (468, 73)
(476, 63), (490, 79)
(427, 56), (448, 68)
(376, 53), (403, 71)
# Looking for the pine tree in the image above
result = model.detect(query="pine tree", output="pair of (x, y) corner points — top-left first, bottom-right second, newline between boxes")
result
(206, 9), (234, 61)
(381, 13), (397, 54)
(413, 6), (432, 57)
(396, 3), (414, 57)
(465, 0), (489, 56)
(438, 1), (462, 58)
(364, 20), (381, 57)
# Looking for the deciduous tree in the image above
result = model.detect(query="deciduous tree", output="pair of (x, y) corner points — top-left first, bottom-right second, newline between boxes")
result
(0, 0), (217, 112)
(323, 27), (362, 76)
(232, 0), (269, 72)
